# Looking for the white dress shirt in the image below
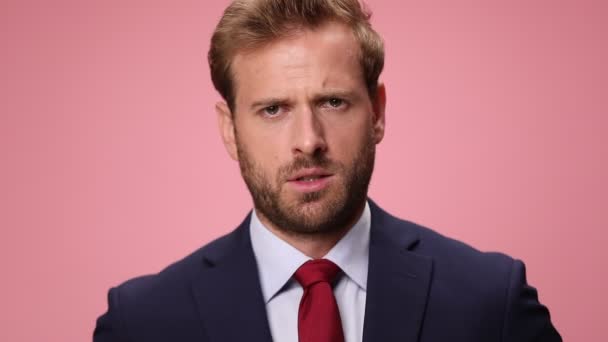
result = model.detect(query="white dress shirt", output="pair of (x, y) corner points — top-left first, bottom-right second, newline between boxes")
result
(250, 201), (371, 342)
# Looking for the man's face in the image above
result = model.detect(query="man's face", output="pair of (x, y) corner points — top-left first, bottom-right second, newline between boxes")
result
(217, 21), (385, 235)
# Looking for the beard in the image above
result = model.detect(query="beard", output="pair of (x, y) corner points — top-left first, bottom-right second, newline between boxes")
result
(235, 127), (376, 236)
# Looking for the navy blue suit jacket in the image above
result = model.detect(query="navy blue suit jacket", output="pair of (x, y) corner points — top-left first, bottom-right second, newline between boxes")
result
(94, 200), (561, 341)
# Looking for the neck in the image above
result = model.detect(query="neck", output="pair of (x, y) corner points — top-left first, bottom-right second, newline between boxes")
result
(256, 201), (366, 259)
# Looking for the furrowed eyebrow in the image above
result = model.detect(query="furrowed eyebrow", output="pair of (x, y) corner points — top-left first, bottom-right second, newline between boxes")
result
(250, 98), (288, 111)
(248, 90), (359, 110)
(313, 90), (358, 102)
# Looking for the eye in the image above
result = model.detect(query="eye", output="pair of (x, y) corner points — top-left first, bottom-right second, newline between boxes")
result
(328, 98), (344, 108)
(321, 97), (348, 111)
(263, 105), (281, 116)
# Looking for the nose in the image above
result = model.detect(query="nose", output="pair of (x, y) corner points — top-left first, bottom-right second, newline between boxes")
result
(291, 106), (327, 157)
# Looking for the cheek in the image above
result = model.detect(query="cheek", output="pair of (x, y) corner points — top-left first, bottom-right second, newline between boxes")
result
(239, 128), (285, 174)
(326, 115), (372, 158)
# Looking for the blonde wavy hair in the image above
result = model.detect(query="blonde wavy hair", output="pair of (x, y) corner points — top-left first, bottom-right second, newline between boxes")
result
(208, 0), (385, 111)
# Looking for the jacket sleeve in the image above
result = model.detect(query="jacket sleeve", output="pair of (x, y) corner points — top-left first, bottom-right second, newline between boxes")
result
(502, 259), (562, 341)
(93, 287), (131, 342)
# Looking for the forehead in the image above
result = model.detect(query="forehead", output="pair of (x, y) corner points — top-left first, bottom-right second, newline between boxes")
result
(230, 22), (364, 103)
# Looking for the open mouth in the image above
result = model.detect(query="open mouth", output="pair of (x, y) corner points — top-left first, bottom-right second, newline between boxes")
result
(295, 175), (330, 182)
(287, 169), (334, 193)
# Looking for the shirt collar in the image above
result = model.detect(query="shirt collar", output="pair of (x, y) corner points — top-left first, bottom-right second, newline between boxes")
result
(250, 201), (371, 304)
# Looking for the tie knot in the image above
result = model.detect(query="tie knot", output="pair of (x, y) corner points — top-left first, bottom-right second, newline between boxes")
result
(294, 259), (341, 288)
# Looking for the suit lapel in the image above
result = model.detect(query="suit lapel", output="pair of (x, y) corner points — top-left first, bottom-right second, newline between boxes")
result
(362, 201), (434, 342)
(189, 201), (432, 342)
(191, 215), (273, 342)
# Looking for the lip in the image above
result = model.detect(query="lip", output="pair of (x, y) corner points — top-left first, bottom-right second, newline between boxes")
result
(287, 168), (332, 181)
(286, 168), (334, 193)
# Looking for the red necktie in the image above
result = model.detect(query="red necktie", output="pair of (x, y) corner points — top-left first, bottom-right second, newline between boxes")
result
(294, 259), (345, 342)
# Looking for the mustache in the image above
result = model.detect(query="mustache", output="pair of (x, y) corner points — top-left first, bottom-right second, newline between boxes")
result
(278, 155), (338, 181)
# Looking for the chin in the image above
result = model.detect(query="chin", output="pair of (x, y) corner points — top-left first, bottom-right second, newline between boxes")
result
(284, 192), (350, 230)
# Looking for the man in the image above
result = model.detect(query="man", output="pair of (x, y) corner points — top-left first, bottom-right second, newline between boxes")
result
(94, 0), (561, 341)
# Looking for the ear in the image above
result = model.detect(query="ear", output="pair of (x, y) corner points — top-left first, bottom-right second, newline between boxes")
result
(216, 101), (239, 161)
(371, 82), (386, 144)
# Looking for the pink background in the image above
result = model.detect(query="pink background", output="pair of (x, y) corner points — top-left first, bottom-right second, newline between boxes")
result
(1, 0), (606, 341)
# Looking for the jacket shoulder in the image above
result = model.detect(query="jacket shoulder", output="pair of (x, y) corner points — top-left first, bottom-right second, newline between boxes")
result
(405, 219), (561, 340)
(117, 223), (244, 301)
(94, 224), (247, 341)
(380, 207), (515, 276)
(379, 209), (516, 305)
